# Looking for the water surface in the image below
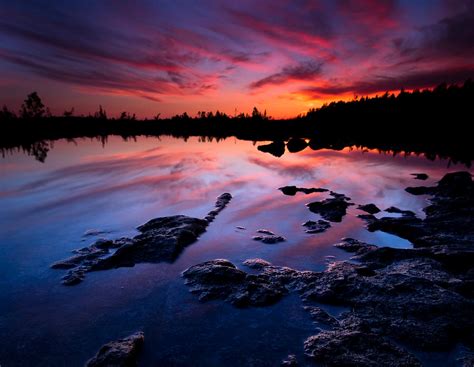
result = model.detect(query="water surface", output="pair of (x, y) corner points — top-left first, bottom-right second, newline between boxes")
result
(0, 136), (470, 366)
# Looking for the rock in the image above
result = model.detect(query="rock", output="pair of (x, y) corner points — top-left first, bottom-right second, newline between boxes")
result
(357, 203), (381, 214)
(257, 141), (285, 157)
(385, 206), (416, 217)
(205, 192), (232, 222)
(304, 328), (421, 367)
(411, 173), (429, 180)
(253, 235), (286, 244)
(334, 238), (377, 255)
(304, 306), (340, 327)
(279, 186), (328, 196)
(83, 229), (111, 237)
(286, 138), (308, 153)
(302, 220), (331, 234)
(182, 259), (287, 307)
(307, 193), (353, 222)
(53, 194), (232, 285)
(243, 258), (272, 269)
(257, 229), (275, 235)
(182, 172), (474, 362)
(85, 332), (144, 367)
(281, 354), (298, 366)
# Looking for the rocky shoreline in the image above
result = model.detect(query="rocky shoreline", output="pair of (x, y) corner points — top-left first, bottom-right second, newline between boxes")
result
(181, 172), (474, 366)
(51, 193), (232, 285)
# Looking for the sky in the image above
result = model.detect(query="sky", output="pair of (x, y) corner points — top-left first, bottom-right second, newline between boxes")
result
(0, 0), (473, 118)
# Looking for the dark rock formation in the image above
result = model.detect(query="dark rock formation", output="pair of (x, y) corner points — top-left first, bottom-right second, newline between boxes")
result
(182, 259), (287, 307)
(385, 206), (416, 217)
(334, 238), (377, 255)
(257, 141), (285, 157)
(303, 306), (339, 328)
(253, 234), (286, 244)
(302, 220), (331, 234)
(279, 186), (328, 196)
(304, 327), (421, 367)
(205, 192), (232, 222)
(286, 138), (308, 153)
(307, 192), (353, 222)
(183, 172), (474, 365)
(357, 203), (380, 214)
(85, 332), (144, 367)
(411, 173), (429, 180)
(256, 229), (276, 235)
(52, 193), (232, 285)
(242, 258), (272, 269)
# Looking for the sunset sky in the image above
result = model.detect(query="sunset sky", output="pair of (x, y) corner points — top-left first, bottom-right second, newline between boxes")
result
(1, 0), (473, 118)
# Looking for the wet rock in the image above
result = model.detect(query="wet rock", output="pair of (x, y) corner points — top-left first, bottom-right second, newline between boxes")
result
(53, 194), (232, 285)
(304, 328), (421, 367)
(85, 331), (144, 367)
(205, 192), (232, 222)
(279, 186), (328, 196)
(286, 138), (308, 153)
(334, 238), (377, 255)
(307, 194), (353, 222)
(183, 172), (474, 362)
(365, 172), (474, 248)
(302, 220), (331, 234)
(257, 229), (275, 235)
(385, 206), (416, 217)
(257, 141), (285, 157)
(357, 203), (381, 214)
(83, 229), (111, 237)
(182, 259), (287, 307)
(281, 354), (298, 366)
(359, 212), (424, 242)
(253, 234), (286, 244)
(304, 306), (340, 327)
(242, 258), (272, 269)
(411, 173), (429, 180)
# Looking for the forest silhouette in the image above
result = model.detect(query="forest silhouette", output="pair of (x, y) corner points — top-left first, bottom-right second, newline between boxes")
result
(1, 80), (473, 165)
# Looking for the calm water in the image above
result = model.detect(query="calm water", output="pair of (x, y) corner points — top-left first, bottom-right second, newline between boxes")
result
(0, 136), (471, 366)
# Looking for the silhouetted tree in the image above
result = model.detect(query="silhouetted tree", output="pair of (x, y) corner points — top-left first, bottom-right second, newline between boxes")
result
(20, 92), (46, 119)
(119, 111), (136, 121)
(94, 105), (107, 120)
(63, 108), (74, 117)
(0, 105), (16, 122)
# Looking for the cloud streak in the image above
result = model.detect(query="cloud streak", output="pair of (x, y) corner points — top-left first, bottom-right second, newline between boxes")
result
(0, 0), (473, 117)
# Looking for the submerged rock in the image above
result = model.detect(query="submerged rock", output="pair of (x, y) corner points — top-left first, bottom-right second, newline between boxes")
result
(279, 186), (328, 196)
(281, 354), (298, 366)
(302, 220), (331, 234)
(306, 193), (353, 222)
(257, 141), (285, 157)
(357, 203), (381, 214)
(52, 193), (232, 285)
(85, 332), (144, 367)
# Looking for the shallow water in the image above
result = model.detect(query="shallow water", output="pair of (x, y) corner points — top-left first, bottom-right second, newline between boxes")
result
(0, 136), (471, 366)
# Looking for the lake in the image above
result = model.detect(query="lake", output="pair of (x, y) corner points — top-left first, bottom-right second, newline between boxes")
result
(0, 136), (470, 366)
